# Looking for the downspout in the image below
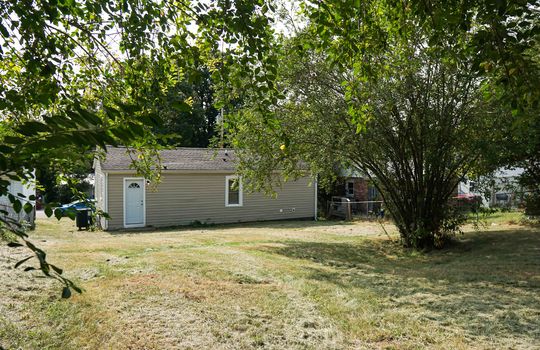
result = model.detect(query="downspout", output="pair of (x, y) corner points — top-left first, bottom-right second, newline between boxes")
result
(314, 175), (318, 221)
(104, 172), (109, 230)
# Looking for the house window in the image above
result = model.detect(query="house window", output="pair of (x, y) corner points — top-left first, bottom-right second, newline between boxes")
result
(225, 175), (243, 207)
(495, 193), (509, 201)
(368, 186), (378, 200)
(346, 181), (354, 198)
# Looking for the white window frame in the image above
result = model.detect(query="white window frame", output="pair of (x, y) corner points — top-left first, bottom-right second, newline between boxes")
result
(225, 175), (243, 207)
(123, 177), (146, 228)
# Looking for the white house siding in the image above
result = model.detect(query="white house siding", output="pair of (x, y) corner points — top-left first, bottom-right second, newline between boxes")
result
(105, 172), (315, 230)
(93, 161), (109, 229)
(0, 176), (36, 227)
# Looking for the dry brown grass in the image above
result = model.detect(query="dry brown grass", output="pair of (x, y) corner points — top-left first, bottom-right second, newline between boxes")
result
(1, 215), (538, 349)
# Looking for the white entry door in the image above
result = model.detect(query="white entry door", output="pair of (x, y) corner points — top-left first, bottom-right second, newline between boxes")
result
(124, 178), (145, 227)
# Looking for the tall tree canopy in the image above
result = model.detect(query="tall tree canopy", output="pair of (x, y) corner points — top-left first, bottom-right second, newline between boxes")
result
(229, 31), (499, 248)
(303, 0), (540, 182)
(227, 0), (540, 248)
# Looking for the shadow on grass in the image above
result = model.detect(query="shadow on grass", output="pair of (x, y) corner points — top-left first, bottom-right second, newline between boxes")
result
(107, 218), (356, 235)
(261, 228), (540, 342)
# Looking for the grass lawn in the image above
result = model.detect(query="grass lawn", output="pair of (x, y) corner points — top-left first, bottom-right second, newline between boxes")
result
(1, 214), (539, 349)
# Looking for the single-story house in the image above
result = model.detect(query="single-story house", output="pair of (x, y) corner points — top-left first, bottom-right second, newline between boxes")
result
(94, 147), (317, 230)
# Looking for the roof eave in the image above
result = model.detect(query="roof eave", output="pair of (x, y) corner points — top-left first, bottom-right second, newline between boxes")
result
(100, 169), (240, 174)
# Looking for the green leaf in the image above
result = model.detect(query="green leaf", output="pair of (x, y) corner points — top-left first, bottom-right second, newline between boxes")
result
(3, 136), (24, 144)
(6, 175), (20, 182)
(0, 145), (13, 153)
(71, 284), (83, 294)
(62, 286), (72, 299)
(54, 208), (63, 220)
(0, 155), (7, 171)
(103, 106), (120, 120)
(0, 23), (9, 37)
(17, 121), (50, 136)
(171, 101), (191, 112)
(75, 105), (102, 125)
(13, 199), (22, 213)
(23, 202), (33, 214)
(50, 264), (63, 275)
(45, 206), (53, 217)
(110, 127), (130, 140)
(15, 255), (33, 268)
(127, 122), (144, 137)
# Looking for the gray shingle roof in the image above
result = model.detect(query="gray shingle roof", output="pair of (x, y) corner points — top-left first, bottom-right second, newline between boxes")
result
(99, 146), (237, 171)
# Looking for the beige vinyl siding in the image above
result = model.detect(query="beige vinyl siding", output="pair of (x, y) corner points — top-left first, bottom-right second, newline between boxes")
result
(106, 174), (125, 229)
(105, 172), (315, 230)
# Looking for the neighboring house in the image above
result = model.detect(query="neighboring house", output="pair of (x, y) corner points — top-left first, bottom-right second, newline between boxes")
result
(338, 168), (380, 201)
(460, 168), (525, 208)
(0, 176), (36, 228)
(485, 168), (525, 208)
(330, 168), (382, 216)
(94, 147), (317, 230)
(456, 180), (472, 196)
(342, 177), (380, 203)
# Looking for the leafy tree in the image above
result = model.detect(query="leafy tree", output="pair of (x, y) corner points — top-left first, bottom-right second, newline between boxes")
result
(521, 165), (540, 216)
(229, 30), (500, 248)
(35, 151), (94, 205)
(305, 0), (540, 210)
(158, 68), (219, 148)
(227, 0), (540, 248)
(1, 0), (277, 295)
(230, 0), (539, 248)
(130, 57), (220, 148)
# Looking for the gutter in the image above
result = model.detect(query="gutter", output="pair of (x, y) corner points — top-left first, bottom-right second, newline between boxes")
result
(101, 169), (291, 175)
